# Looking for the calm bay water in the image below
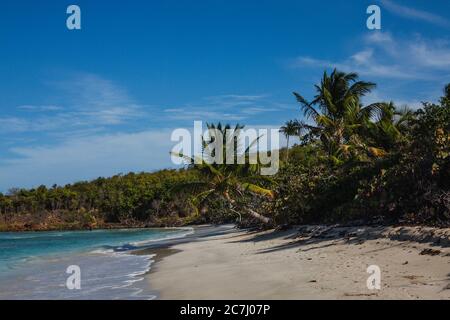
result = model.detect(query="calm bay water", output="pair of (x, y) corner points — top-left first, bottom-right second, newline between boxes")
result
(0, 228), (192, 299)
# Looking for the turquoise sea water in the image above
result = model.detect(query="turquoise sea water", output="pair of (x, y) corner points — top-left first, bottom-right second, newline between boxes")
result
(0, 228), (192, 299)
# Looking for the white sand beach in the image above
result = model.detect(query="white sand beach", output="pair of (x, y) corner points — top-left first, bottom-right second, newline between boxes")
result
(149, 225), (450, 299)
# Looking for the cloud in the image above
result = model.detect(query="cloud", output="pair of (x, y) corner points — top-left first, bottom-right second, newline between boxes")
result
(75, 105), (145, 125)
(53, 73), (146, 125)
(362, 89), (425, 111)
(290, 31), (449, 111)
(0, 117), (28, 133)
(0, 130), (176, 191)
(1, 82), (281, 136)
(380, 0), (450, 27)
(0, 73), (165, 190)
(294, 55), (412, 79)
(163, 94), (284, 122)
(410, 42), (450, 68)
(17, 105), (63, 112)
(204, 94), (268, 105)
(163, 108), (247, 121)
(291, 31), (450, 80)
(0, 73), (148, 136)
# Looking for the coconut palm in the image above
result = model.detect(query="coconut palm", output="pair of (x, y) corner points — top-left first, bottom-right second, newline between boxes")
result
(280, 120), (301, 162)
(171, 123), (274, 224)
(367, 102), (414, 150)
(293, 69), (383, 162)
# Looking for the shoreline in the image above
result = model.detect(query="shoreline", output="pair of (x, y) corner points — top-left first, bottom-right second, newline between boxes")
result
(0, 227), (195, 300)
(0, 224), (193, 233)
(146, 225), (450, 299)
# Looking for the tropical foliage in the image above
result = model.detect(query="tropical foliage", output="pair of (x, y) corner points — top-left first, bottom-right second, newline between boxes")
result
(171, 123), (274, 224)
(0, 170), (201, 231)
(274, 72), (449, 226)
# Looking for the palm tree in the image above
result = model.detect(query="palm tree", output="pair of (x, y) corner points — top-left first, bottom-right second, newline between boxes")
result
(368, 102), (414, 150)
(280, 120), (301, 162)
(293, 69), (382, 162)
(171, 123), (274, 224)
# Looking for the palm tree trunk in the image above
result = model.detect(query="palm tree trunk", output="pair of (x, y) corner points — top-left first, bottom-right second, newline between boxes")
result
(246, 208), (271, 224)
(286, 136), (290, 162)
(224, 191), (271, 224)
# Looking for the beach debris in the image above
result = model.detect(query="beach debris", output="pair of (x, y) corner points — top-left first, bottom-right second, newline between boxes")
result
(403, 275), (427, 285)
(402, 261), (409, 265)
(276, 224), (292, 231)
(419, 248), (441, 256)
(344, 292), (378, 297)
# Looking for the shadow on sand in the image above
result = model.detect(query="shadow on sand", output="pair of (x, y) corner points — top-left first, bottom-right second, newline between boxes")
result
(229, 224), (450, 255)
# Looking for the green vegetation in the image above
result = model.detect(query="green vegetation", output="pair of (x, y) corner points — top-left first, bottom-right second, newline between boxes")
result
(0, 170), (201, 231)
(1, 71), (449, 231)
(274, 72), (449, 226)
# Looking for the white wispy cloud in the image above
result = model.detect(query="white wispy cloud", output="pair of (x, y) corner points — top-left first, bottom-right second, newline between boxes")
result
(362, 89), (426, 111)
(1, 73), (147, 135)
(0, 130), (176, 190)
(2, 81), (282, 136)
(291, 31), (450, 80)
(294, 54), (413, 79)
(17, 105), (63, 112)
(290, 31), (449, 112)
(163, 108), (248, 121)
(0, 117), (29, 133)
(163, 94), (285, 122)
(380, 0), (450, 27)
(204, 94), (268, 106)
(55, 73), (146, 125)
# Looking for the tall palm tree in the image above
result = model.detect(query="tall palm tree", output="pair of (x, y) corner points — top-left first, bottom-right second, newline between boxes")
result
(171, 123), (274, 224)
(293, 69), (381, 162)
(280, 120), (301, 162)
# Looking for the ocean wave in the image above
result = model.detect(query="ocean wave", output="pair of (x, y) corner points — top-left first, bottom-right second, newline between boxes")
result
(87, 227), (193, 255)
(0, 233), (65, 240)
(130, 227), (194, 246)
(0, 228), (191, 299)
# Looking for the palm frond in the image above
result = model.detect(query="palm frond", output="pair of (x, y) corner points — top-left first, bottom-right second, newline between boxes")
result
(293, 92), (320, 120)
(240, 183), (274, 198)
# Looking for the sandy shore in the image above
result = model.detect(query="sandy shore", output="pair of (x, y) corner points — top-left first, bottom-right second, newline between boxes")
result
(148, 225), (450, 299)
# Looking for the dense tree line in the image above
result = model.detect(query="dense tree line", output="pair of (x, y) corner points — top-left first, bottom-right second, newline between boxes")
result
(0, 169), (202, 230)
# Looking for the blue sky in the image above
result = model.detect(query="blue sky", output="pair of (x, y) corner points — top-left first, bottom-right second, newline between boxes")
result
(0, 0), (449, 191)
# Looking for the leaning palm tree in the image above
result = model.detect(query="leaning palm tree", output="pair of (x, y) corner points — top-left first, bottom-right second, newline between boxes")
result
(280, 120), (301, 162)
(171, 123), (274, 224)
